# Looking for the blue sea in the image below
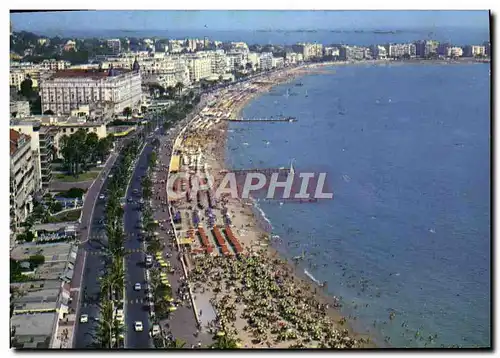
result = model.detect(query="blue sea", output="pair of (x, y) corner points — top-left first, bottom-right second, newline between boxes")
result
(224, 63), (491, 347)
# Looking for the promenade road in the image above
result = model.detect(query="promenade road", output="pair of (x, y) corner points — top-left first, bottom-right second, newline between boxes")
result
(124, 142), (154, 349)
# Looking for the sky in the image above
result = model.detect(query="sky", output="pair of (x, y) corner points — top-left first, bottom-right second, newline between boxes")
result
(11, 10), (490, 33)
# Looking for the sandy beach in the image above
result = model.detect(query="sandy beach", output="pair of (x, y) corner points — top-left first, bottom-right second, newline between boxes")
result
(167, 64), (375, 348)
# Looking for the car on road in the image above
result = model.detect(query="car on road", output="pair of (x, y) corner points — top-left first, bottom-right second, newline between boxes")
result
(99, 194), (105, 200)
(145, 255), (153, 265)
(108, 174), (113, 178)
(80, 314), (89, 323)
(127, 197), (134, 203)
(134, 321), (144, 332)
(134, 283), (142, 291)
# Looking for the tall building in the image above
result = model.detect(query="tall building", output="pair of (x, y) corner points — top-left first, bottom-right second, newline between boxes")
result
(370, 45), (388, 59)
(10, 129), (35, 230)
(208, 50), (228, 75)
(259, 52), (274, 70)
(324, 47), (340, 58)
(339, 46), (366, 61)
(186, 55), (212, 82)
(449, 47), (464, 58)
(40, 69), (142, 115)
(388, 43), (416, 58)
(247, 52), (261, 67)
(11, 119), (57, 190)
(463, 45), (486, 57)
(414, 41), (426, 57)
(438, 43), (452, 57)
(106, 39), (122, 55)
(296, 43), (323, 61)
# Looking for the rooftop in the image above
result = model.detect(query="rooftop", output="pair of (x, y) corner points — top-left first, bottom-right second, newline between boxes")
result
(12, 286), (61, 314)
(49, 68), (132, 80)
(11, 313), (57, 348)
(11, 242), (77, 281)
(10, 129), (30, 156)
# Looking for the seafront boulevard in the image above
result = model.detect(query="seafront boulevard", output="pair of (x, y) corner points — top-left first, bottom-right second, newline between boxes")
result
(162, 64), (374, 348)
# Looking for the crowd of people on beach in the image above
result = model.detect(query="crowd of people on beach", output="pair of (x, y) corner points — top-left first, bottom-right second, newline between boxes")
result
(190, 251), (365, 348)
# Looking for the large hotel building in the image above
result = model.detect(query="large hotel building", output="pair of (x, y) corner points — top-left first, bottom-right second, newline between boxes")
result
(39, 68), (142, 115)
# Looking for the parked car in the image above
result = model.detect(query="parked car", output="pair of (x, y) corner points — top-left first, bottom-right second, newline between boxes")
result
(134, 321), (144, 332)
(80, 314), (89, 323)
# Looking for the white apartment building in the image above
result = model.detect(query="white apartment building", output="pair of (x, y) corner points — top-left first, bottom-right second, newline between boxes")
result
(259, 52), (274, 70)
(10, 62), (54, 89)
(297, 43), (324, 61)
(449, 47), (464, 58)
(324, 47), (340, 57)
(388, 43), (417, 58)
(10, 120), (43, 192)
(103, 55), (190, 87)
(186, 55), (212, 82)
(11, 101), (31, 118)
(370, 45), (388, 60)
(272, 57), (284, 68)
(226, 52), (247, 71)
(471, 45), (486, 57)
(247, 52), (260, 68)
(10, 129), (35, 229)
(208, 50), (228, 75)
(39, 59), (71, 71)
(40, 69), (142, 115)
(10, 70), (26, 90)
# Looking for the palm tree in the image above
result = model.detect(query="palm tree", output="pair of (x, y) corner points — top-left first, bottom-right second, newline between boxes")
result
(210, 334), (240, 349)
(174, 82), (184, 97)
(123, 107), (132, 119)
(165, 338), (186, 349)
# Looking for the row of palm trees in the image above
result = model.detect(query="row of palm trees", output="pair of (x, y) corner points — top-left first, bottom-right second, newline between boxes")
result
(94, 137), (142, 348)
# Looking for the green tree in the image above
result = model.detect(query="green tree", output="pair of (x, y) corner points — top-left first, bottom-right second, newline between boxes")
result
(20, 76), (33, 99)
(210, 334), (240, 349)
(165, 338), (186, 349)
(175, 82), (184, 97)
(85, 132), (99, 162)
(122, 107), (132, 119)
(28, 254), (45, 266)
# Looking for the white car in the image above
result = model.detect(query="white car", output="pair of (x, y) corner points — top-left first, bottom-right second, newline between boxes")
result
(134, 321), (144, 332)
(145, 255), (153, 265)
(134, 283), (142, 291)
(80, 314), (89, 323)
(99, 194), (105, 200)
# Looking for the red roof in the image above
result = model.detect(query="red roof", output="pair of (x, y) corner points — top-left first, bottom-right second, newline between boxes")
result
(10, 129), (30, 156)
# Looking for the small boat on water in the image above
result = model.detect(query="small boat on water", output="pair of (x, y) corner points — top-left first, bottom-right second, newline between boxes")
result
(295, 82), (304, 87)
